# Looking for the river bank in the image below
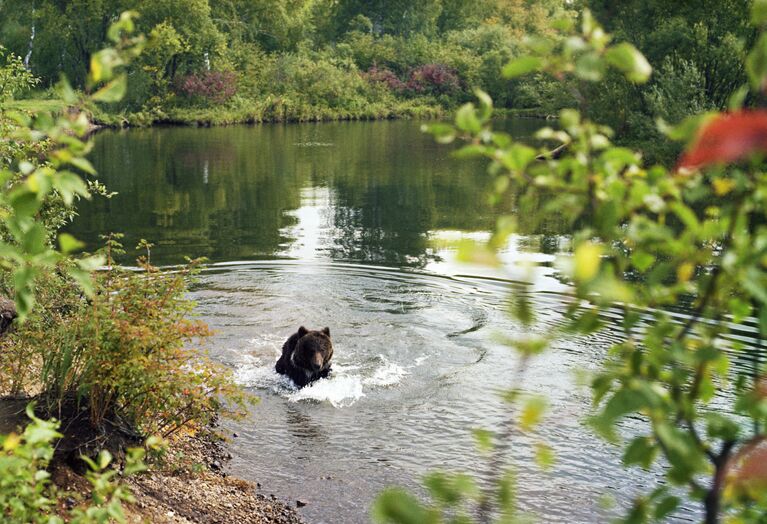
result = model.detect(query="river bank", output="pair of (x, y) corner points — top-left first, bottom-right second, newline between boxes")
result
(0, 398), (304, 524)
(120, 432), (304, 524)
(3, 96), (550, 129)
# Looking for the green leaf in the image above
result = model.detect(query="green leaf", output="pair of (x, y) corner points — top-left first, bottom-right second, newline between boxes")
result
(728, 84), (749, 110)
(560, 109), (581, 129)
(68, 156), (97, 175)
(423, 472), (477, 506)
(759, 306), (767, 337)
(703, 413), (740, 441)
(90, 49), (122, 84)
(472, 428), (494, 454)
(55, 171), (90, 205)
(452, 144), (488, 160)
(631, 252), (655, 272)
(746, 34), (767, 90)
(69, 267), (95, 297)
(502, 143), (537, 172)
(534, 442), (555, 471)
(371, 489), (437, 524)
(58, 233), (85, 254)
(423, 123), (455, 144)
(58, 76), (78, 105)
(574, 242), (602, 282)
(657, 113), (712, 142)
(475, 89), (493, 121)
(654, 496), (680, 520)
(77, 254), (106, 272)
(753, 0), (767, 25)
(605, 43), (652, 83)
(496, 469), (517, 517)
(592, 387), (647, 440)
(9, 189), (41, 218)
(97, 450), (112, 470)
(92, 74), (127, 103)
(728, 298), (752, 323)
(24, 421), (61, 445)
(623, 436), (658, 469)
(520, 396), (547, 430)
(502, 56), (543, 79)
(575, 52), (605, 82)
(107, 10), (138, 42)
(455, 104), (481, 134)
(669, 202), (700, 233)
(21, 223), (47, 256)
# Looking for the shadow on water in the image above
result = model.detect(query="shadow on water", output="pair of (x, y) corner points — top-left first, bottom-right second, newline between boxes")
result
(70, 120), (766, 523)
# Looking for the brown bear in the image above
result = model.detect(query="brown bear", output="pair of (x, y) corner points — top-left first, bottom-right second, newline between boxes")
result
(275, 326), (333, 388)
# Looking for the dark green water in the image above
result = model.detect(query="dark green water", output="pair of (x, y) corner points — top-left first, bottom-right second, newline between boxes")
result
(71, 120), (722, 523)
(73, 119), (550, 266)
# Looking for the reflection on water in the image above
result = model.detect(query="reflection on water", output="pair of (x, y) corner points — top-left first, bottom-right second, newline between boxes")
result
(69, 120), (755, 523)
(71, 119), (547, 267)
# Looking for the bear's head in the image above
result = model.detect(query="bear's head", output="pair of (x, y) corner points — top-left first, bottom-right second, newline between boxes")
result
(292, 326), (333, 375)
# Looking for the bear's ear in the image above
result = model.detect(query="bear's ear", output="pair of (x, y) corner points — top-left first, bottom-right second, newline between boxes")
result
(322, 327), (330, 337)
(298, 326), (308, 337)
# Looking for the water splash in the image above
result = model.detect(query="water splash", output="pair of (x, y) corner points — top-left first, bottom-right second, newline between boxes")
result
(234, 350), (413, 407)
(363, 359), (409, 387)
(287, 376), (365, 408)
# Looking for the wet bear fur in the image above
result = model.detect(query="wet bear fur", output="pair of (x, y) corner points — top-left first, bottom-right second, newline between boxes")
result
(275, 326), (333, 387)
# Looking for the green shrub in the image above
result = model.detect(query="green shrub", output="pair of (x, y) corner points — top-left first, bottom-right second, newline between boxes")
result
(0, 404), (145, 524)
(19, 242), (254, 437)
(0, 45), (38, 101)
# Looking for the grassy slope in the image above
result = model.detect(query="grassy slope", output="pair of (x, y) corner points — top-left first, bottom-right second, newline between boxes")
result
(3, 97), (551, 128)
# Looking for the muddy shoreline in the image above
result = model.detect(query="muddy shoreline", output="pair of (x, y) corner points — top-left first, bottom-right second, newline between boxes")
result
(0, 399), (305, 524)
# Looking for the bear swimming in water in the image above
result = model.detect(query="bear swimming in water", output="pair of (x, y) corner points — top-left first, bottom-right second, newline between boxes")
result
(275, 326), (333, 387)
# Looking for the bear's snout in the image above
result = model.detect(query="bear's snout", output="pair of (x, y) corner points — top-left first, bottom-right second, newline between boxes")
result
(310, 353), (324, 372)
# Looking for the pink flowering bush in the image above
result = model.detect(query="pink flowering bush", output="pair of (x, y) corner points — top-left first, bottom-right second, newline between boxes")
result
(363, 63), (462, 101)
(175, 70), (238, 105)
(406, 63), (461, 96)
(363, 65), (407, 92)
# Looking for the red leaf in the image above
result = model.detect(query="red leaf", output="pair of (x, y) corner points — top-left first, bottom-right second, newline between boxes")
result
(678, 110), (767, 170)
(727, 438), (767, 493)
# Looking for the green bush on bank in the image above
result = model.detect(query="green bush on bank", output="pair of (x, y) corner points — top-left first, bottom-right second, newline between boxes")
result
(0, 404), (149, 524)
(0, 13), (252, 521)
(2, 245), (253, 438)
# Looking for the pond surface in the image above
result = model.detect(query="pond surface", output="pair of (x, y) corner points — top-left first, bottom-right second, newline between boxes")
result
(71, 120), (760, 523)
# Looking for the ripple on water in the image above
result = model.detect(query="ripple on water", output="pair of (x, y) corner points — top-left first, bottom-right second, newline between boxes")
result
(191, 260), (756, 523)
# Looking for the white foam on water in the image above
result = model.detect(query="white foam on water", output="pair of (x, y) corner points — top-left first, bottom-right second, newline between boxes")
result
(247, 334), (284, 355)
(363, 361), (408, 387)
(287, 375), (365, 408)
(330, 362), (362, 373)
(234, 355), (294, 392)
(413, 354), (431, 366)
(233, 348), (434, 407)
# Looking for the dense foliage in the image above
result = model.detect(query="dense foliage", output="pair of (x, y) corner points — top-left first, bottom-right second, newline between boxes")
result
(0, 0), (575, 123)
(375, 5), (767, 524)
(583, 0), (754, 160)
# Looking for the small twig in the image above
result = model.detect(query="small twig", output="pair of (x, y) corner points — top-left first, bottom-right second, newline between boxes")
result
(704, 440), (736, 524)
(477, 354), (531, 522)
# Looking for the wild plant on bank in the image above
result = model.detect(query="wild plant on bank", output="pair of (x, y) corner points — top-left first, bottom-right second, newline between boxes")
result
(0, 404), (149, 524)
(32, 237), (253, 437)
